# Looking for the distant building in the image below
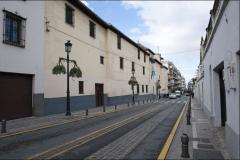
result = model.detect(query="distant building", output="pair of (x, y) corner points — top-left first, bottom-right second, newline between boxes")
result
(194, 1), (240, 158)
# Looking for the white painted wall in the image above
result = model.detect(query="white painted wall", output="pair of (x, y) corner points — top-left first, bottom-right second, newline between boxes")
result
(44, 0), (153, 99)
(0, 1), (45, 94)
(202, 1), (239, 133)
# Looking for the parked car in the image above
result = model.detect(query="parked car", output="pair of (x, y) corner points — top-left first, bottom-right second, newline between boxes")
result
(169, 93), (177, 99)
(175, 90), (181, 97)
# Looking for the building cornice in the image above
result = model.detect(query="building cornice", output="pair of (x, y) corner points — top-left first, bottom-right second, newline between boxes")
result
(67, 0), (150, 56)
(202, 1), (229, 60)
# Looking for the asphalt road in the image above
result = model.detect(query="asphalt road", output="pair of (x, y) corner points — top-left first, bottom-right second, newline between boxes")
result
(0, 97), (187, 159)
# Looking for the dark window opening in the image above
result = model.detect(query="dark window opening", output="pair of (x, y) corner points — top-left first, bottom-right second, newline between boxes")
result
(138, 49), (140, 60)
(79, 81), (84, 94)
(132, 62), (135, 71)
(3, 10), (26, 48)
(146, 85), (148, 93)
(142, 85), (144, 93)
(89, 20), (96, 38)
(65, 4), (74, 26)
(100, 56), (104, 64)
(117, 35), (121, 50)
(137, 84), (139, 94)
(120, 57), (124, 69)
(143, 66), (145, 75)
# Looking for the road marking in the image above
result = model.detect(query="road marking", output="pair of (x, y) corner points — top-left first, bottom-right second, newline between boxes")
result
(27, 106), (161, 160)
(0, 103), (154, 139)
(157, 102), (187, 160)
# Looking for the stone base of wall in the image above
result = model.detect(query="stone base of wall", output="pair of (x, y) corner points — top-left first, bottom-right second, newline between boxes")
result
(39, 94), (156, 116)
(225, 124), (240, 159)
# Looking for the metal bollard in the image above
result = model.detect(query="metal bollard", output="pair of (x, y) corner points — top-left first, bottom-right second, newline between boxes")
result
(128, 102), (130, 107)
(85, 109), (88, 116)
(187, 111), (191, 125)
(115, 105), (117, 110)
(138, 100), (140, 105)
(181, 133), (190, 158)
(1, 119), (6, 133)
(103, 105), (106, 112)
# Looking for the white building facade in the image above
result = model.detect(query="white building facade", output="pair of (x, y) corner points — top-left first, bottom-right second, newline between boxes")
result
(0, 0), (163, 119)
(194, 1), (240, 158)
(0, 1), (45, 119)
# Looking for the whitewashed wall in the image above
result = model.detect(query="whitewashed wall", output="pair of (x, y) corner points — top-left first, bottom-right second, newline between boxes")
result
(0, 1), (45, 94)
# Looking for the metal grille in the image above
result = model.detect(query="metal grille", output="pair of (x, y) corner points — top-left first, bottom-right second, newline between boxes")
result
(2, 10), (26, 48)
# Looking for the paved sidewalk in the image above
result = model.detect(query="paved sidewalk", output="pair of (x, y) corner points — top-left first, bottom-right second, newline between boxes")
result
(166, 98), (231, 159)
(0, 99), (161, 136)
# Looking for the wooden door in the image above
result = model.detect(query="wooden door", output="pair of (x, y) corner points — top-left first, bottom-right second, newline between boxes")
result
(0, 72), (32, 120)
(95, 84), (104, 107)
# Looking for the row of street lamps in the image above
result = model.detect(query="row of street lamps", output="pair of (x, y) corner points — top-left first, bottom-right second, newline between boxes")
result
(53, 40), (161, 116)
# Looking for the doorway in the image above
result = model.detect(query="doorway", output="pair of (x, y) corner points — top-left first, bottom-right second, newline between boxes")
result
(95, 83), (104, 107)
(218, 67), (227, 126)
(0, 72), (32, 120)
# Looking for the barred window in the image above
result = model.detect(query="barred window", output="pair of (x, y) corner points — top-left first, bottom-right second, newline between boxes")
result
(138, 49), (140, 60)
(120, 57), (124, 69)
(79, 81), (84, 94)
(132, 62), (135, 71)
(65, 4), (74, 26)
(89, 20), (96, 38)
(3, 10), (26, 48)
(117, 35), (121, 50)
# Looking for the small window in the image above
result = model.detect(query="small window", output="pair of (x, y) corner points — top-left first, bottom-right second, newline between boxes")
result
(89, 20), (96, 38)
(100, 56), (104, 64)
(120, 57), (124, 69)
(142, 85), (144, 93)
(79, 81), (84, 94)
(65, 4), (74, 26)
(117, 35), (121, 50)
(138, 49), (140, 60)
(146, 85), (148, 93)
(143, 66), (145, 75)
(137, 84), (139, 94)
(3, 10), (26, 47)
(144, 53), (146, 62)
(132, 62), (135, 71)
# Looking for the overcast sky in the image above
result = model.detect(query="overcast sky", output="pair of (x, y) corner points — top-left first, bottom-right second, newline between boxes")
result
(84, 1), (214, 83)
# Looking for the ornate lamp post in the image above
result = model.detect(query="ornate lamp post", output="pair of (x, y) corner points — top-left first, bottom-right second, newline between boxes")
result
(52, 40), (82, 116)
(128, 69), (138, 105)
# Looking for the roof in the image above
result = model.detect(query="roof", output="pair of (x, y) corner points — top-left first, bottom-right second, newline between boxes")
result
(67, 0), (150, 56)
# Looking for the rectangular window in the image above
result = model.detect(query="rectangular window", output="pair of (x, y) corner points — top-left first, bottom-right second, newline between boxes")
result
(89, 20), (96, 38)
(117, 35), (121, 50)
(79, 81), (84, 94)
(132, 62), (135, 71)
(146, 85), (148, 93)
(138, 49), (140, 60)
(143, 66), (145, 75)
(3, 10), (26, 47)
(120, 57), (124, 69)
(137, 84), (139, 94)
(100, 56), (104, 64)
(142, 85), (144, 93)
(65, 4), (74, 26)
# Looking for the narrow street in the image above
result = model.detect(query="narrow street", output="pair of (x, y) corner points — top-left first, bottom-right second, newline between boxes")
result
(0, 97), (187, 159)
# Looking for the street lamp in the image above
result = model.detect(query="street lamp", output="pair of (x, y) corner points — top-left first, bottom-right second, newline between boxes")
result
(65, 40), (72, 116)
(128, 69), (138, 105)
(52, 40), (82, 116)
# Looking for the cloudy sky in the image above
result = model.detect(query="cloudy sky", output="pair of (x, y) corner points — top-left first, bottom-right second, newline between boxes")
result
(84, 1), (214, 83)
